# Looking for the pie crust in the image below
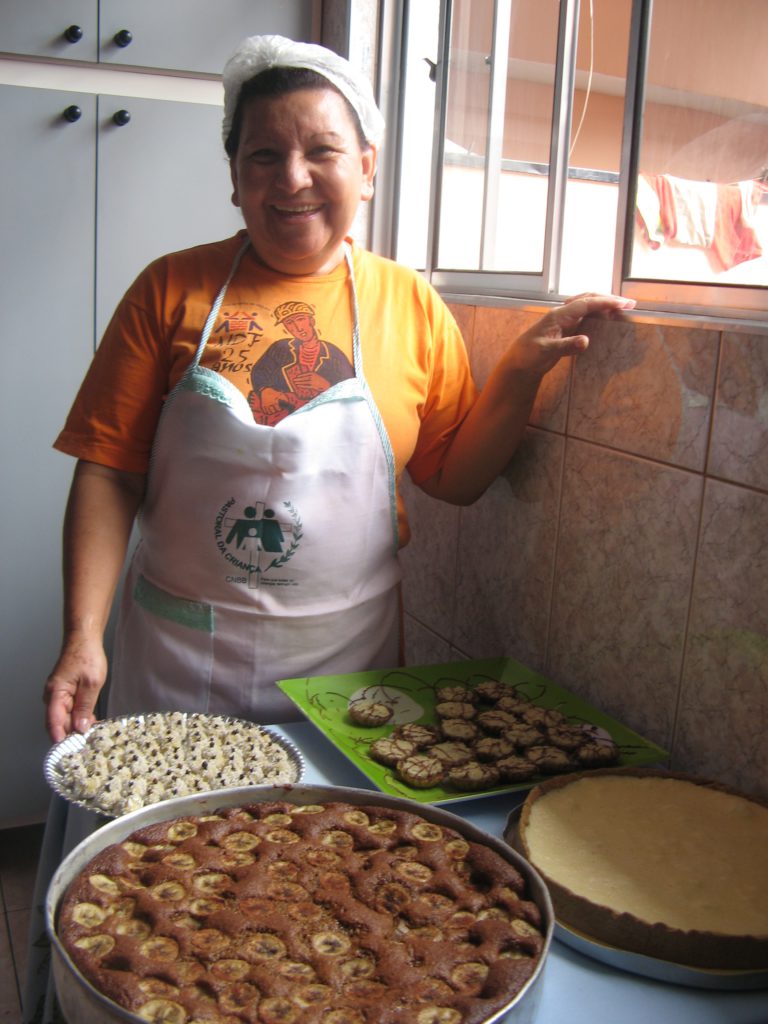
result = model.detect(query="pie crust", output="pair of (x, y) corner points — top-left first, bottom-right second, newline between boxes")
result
(513, 768), (768, 970)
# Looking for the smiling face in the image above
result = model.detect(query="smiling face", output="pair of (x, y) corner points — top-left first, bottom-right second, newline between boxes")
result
(230, 87), (377, 277)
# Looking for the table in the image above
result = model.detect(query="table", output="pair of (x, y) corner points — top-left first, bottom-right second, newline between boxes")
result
(23, 721), (768, 1024)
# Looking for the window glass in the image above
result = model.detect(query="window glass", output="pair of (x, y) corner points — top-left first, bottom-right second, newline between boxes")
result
(436, 0), (560, 273)
(560, 0), (631, 296)
(395, 0), (441, 269)
(629, 0), (768, 288)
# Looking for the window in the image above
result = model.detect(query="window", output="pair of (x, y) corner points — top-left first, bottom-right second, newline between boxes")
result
(386, 0), (767, 317)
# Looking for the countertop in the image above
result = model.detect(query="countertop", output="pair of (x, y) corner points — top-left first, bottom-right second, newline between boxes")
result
(24, 720), (768, 1024)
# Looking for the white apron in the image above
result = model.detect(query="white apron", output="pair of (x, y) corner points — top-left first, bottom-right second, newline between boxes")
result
(108, 242), (402, 723)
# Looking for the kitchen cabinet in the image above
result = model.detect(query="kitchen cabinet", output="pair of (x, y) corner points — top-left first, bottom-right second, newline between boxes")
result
(0, 0), (319, 73)
(0, 81), (243, 826)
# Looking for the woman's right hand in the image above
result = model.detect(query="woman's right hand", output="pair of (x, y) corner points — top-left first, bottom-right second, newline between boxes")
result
(44, 633), (108, 743)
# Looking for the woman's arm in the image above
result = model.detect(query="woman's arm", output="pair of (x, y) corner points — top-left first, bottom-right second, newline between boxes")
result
(420, 294), (635, 505)
(44, 459), (146, 742)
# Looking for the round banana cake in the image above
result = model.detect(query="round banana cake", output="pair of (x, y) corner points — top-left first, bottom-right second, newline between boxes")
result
(58, 800), (546, 1024)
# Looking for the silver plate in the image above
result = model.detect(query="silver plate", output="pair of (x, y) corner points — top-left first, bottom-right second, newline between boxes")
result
(43, 712), (304, 818)
(47, 783), (553, 1024)
(555, 920), (768, 991)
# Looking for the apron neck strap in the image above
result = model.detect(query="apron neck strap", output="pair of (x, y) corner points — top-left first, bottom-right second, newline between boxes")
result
(344, 242), (363, 378)
(192, 237), (251, 368)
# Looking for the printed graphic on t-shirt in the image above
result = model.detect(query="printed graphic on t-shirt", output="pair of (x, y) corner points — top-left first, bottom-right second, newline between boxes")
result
(247, 300), (354, 426)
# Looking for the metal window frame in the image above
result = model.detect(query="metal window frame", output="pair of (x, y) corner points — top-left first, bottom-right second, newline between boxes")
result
(614, 0), (767, 320)
(426, 0), (580, 298)
(373, 0), (766, 318)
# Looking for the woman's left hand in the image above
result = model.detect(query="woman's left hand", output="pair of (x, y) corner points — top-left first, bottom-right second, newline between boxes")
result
(506, 293), (636, 378)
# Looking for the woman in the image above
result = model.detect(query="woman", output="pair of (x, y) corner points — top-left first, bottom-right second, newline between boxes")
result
(44, 35), (634, 742)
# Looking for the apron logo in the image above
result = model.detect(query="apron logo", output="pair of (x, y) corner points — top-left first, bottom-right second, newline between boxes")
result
(214, 498), (302, 588)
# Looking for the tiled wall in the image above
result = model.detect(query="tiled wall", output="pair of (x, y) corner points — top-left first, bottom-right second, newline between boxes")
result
(399, 303), (768, 801)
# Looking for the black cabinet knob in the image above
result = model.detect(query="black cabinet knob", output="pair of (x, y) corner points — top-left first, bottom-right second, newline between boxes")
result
(113, 29), (133, 47)
(63, 105), (82, 123)
(112, 109), (131, 127)
(64, 25), (83, 43)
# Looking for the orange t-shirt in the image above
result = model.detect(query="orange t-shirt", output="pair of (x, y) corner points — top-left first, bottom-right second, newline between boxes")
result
(55, 232), (478, 544)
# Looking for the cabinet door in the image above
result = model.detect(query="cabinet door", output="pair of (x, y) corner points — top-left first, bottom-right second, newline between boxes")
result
(0, 85), (96, 826)
(99, 0), (318, 74)
(96, 94), (243, 339)
(0, 0), (98, 62)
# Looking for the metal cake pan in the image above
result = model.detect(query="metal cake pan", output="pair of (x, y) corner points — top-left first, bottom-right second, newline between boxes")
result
(47, 783), (554, 1024)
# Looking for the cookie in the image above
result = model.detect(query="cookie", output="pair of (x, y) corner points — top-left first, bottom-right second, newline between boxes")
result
(396, 753), (447, 788)
(447, 761), (501, 791)
(369, 737), (417, 767)
(348, 699), (394, 727)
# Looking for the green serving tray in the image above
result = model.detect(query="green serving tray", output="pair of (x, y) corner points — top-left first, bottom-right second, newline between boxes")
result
(277, 656), (669, 804)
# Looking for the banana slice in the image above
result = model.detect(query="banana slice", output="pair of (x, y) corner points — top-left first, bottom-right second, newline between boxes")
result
(115, 919), (152, 939)
(73, 934), (115, 956)
(162, 853), (197, 870)
(136, 998), (187, 1023)
(192, 872), (230, 894)
(210, 958), (251, 980)
(267, 881), (309, 901)
(342, 810), (370, 826)
(220, 831), (261, 851)
(444, 838), (470, 858)
(138, 979), (180, 998)
(338, 957), (375, 979)
(416, 1008), (462, 1024)
(304, 849), (340, 867)
(189, 928), (230, 956)
(219, 982), (259, 1012)
(511, 919), (540, 938)
(450, 961), (489, 990)
(265, 829), (300, 844)
(121, 841), (148, 857)
(410, 823), (443, 842)
(88, 874), (121, 897)
(393, 861), (432, 883)
(311, 931), (351, 956)
(167, 822), (198, 842)
(139, 936), (179, 962)
(242, 932), (287, 959)
(367, 819), (397, 835)
(322, 1011), (365, 1024)
(257, 996), (298, 1023)
(291, 983), (332, 1008)
(72, 902), (109, 928)
(320, 830), (354, 849)
(267, 860), (299, 879)
(150, 881), (186, 902)
(276, 960), (316, 979)
(263, 813), (293, 826)
(188, 897), (224, 916)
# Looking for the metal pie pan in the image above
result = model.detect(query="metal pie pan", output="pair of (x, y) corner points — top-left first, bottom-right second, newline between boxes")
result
(43, 712), (304, 817)
(47, 783), (554, 1024)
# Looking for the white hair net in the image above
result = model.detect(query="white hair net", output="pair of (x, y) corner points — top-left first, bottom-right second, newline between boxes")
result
(222, 34), (385, 149)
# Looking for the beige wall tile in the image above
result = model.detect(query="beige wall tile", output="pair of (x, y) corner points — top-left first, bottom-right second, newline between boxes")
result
(675, 480), (768, 799)
(709, 331), (768, 491)
(400, 474), (461, 638)
(451, 428), (564, 671)
(569, 319), (718, 470)
(403, 616), (465, 667)
(548, 440), (702, 748)
(446, 301), (476, 351)
(471, 305), (572, 431)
